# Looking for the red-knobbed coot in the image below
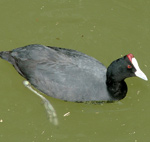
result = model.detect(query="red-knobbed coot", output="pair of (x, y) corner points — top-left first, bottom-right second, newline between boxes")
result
(0, 44), (148, 102)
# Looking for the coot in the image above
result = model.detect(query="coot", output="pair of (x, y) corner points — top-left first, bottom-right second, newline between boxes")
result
(0, 44), (148, 102)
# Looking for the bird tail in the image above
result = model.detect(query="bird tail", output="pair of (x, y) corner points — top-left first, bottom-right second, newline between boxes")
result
(0, 51), (12, 63)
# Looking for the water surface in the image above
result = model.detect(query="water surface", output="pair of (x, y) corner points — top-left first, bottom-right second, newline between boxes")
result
(0, 0), (149, 142)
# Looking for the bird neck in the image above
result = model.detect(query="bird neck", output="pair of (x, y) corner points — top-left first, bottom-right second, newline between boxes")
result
(106, 79), (127, 100)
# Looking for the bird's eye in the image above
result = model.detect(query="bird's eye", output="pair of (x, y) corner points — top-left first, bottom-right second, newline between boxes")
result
(127, 65), (132, 69)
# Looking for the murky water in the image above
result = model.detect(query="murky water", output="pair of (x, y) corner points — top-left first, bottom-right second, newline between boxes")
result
(0, 0), (150, 141)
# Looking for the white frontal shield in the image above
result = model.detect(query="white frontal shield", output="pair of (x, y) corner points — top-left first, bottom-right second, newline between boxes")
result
(132, 58), (148, 81)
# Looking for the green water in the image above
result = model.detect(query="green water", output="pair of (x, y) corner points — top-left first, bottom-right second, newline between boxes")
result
(0, 0), (150, 141)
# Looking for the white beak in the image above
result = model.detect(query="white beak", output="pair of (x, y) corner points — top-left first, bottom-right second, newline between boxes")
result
(132, 58), (148, 81)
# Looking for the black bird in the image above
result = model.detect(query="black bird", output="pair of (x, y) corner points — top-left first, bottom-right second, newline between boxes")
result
(0, 44), (148, 102)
